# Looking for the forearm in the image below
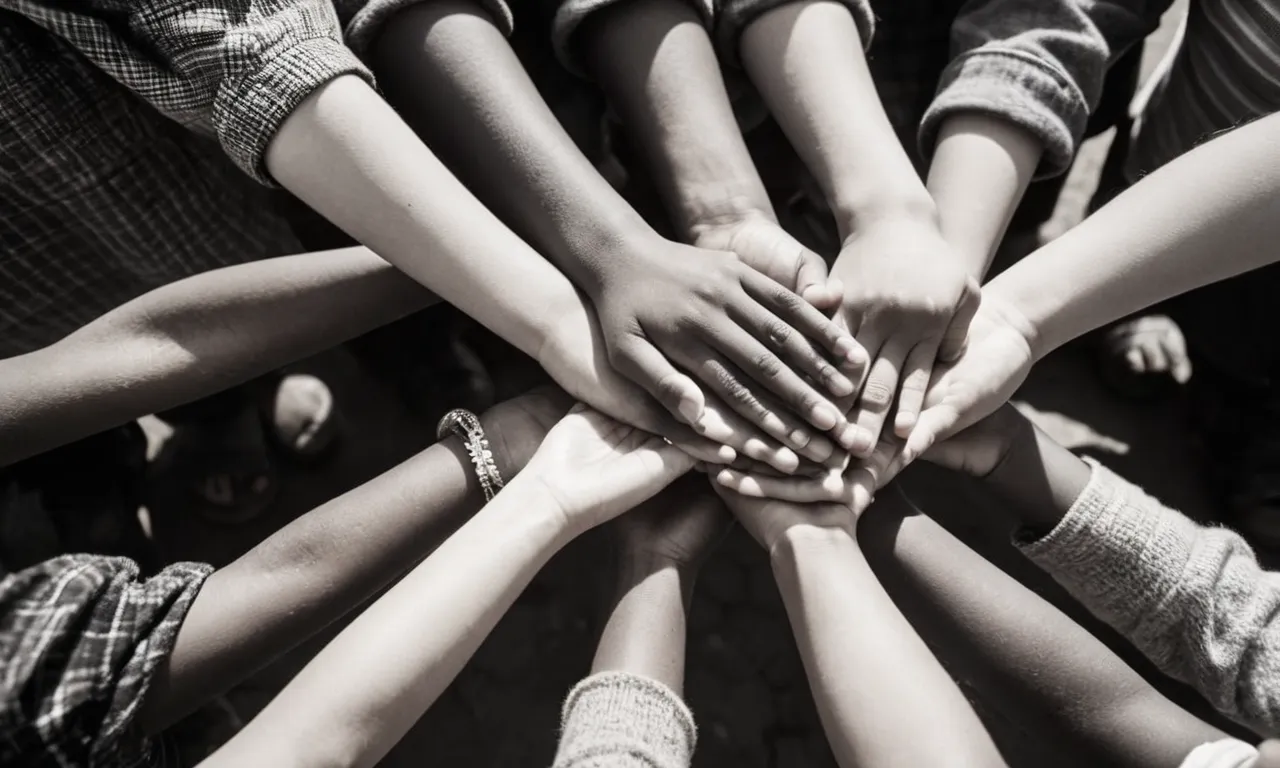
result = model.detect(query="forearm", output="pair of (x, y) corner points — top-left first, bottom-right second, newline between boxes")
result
(985, 111), (1280, 359)
(982, 413), (1093, 537)
(591, 553), (694, 694)
(141, 435), (484, 732)
(740, 0), (935, 239)
(584, 0), (775, 239)
(926, 114), (1043, 279)
(265, 75), (577, 357)
(198, 475), (569, 768)
(370, 2), (654, 292)
(856, 491), (1227, 766)
(0, 247), (432, 466)
(770, 525), (1003, 768)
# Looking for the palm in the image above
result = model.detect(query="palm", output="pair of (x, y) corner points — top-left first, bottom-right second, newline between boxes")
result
(482, 387), (574, 478)
(524, 407), (694, 531)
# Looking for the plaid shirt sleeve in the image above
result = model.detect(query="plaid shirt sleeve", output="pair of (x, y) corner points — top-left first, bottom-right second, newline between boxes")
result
(0, 555), (212, 767)
(1, 0), (374, 185)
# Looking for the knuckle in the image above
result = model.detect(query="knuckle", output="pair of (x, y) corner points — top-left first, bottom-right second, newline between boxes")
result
(751, 352), (785, 381)
(860, 379), (896, 411)
(764, 319), (794, 350)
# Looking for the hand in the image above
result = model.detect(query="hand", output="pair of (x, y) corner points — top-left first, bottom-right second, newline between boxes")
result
(522, 404), (695, 534)
(831, 218), (980, 456)
(480, 386), (574, 480)
(713, 483), (853, 554)
(613, 475), (733, 571)
(592, 235), (863, 471)
(920, 403), (1030, 478)
(538, 297), (732, 466)
(692, 212), (842, 311)
(900, 293), (1038, 465)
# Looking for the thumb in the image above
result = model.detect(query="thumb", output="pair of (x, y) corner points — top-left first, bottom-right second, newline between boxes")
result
(793, 247), (838, 310)
(939, 280), (981, 362)
(901, 403), (957, 466)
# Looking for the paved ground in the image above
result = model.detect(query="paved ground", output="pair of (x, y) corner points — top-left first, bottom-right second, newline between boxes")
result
(143, 5), (1208, 765)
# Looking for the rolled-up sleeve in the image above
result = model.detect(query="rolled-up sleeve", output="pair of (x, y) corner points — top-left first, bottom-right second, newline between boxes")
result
(551, 0), (714, 76)
(2, 0), (375, 185)
(717, 0), (874, 67)
(336, 0), (513, 61)
(919, 0), (1169, 179)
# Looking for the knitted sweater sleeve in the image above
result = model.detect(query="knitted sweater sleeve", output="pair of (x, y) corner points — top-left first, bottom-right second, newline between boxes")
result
(1018, 459), (1280, 736)
(552, 671), (697, 768)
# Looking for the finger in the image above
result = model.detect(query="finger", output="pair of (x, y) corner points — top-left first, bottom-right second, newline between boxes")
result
(893, 339), (940, 438)
(848, 335), (912, 458)
(938, 277), (981, 362)
(732, 298), (861, 400)
(613, 338), (711, 426)
(713, 466), (848, 502)
(696, 400), (801, 474)
(1168, 333), (1193, 384)
(699, 320), (847, 436)
(743, 270), (863, 369)
(900, 402), (959, 466)
(1125, 345), (1147, 374)
(1142, 342), (1168, 373)
(792, 247), (838, 309)
(694, 351), (840, 466)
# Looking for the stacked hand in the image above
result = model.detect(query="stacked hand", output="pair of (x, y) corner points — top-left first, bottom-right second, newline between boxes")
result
(830, 218), (980, 457)
(711, 291), (1038, 514)
(692, 212), (842, 312)
(585, 234), (863, 472)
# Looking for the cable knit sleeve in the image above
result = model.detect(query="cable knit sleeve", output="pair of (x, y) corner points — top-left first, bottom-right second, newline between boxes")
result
(1018, 458), (1280, 736)
(919, 0), (1168, 178)
(716, 0), (874, 67)
(552, 671), (697, 767)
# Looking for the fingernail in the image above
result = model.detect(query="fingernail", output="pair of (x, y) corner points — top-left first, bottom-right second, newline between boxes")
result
(788, 429), (811, 449)
(826, 371), (855, 398)
(834, 336), (857, 358)
(809, 404), (839, 430)
(718, 445), (737, 463)
(840, 425), (871, 454)
(678, 396), (702, 424)
(776, 447), (800, 473)
(715, 469), (737, 485)
(844, 346), (867, 367)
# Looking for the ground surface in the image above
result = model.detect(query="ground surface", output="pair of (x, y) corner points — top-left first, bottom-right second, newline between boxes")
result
(145, 6), (1209, 765)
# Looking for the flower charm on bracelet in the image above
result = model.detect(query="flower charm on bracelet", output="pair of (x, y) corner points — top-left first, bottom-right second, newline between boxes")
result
(436, 408), (505, 501)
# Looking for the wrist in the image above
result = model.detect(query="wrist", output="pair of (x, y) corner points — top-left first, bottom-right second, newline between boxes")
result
(500, 473), (579, 546)
(768, 522), (855, 568)
(616, 551), (696, 605)
(682, 193), (777, 244)
(571, 219), (664, 298)
(830, 186), (938, 242)
(978, 407), (1035, 483)
(981, 282), (1049, 361)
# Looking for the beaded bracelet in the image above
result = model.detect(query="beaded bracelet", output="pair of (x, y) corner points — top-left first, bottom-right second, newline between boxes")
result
(436, 408), (505, 501)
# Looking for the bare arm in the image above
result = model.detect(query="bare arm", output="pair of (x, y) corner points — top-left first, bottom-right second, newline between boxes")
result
(857, 488), (1230, 765)
(987, 111), (1280, 360)
(0, 247), (432, 466)
(771, 523), (1005, 767)
(926, 115), (1042, 278)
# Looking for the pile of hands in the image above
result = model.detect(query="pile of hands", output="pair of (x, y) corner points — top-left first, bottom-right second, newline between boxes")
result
(478, 223), (1044, 567)
(532, 211), (1043, 527)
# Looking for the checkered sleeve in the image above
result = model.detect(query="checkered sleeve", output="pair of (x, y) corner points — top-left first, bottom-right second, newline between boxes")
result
(919, 0), (1167, 178)
(716, 0), (874, 68)
(0, 555), (212, 767)
(0, 0), (375, 185)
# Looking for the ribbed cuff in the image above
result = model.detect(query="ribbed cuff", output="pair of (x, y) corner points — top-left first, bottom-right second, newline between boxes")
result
(555, 671), (696, 767)
(344, 0), (514, 61)
(216, 36), (374, 186)
(552, 0), (714, 78)
(1178, 739), (1259, 768)
(1016, 458), (1200, 633)
(716, 0), (874, 68)
(920, 47), (1088, 179)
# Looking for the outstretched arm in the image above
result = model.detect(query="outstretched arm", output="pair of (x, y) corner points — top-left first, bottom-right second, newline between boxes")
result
(364, 0), (860, 474)
(720, 491), (1005, 767)
(138, 390), (569, 734)
(738, 0), (980, 450)
(986, 110), (1280, 360)
(858, 485), (1230, 765)
(198, 407), (693, 768)
(0, 247), (432, 466)
(582, 0), (836, 305)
